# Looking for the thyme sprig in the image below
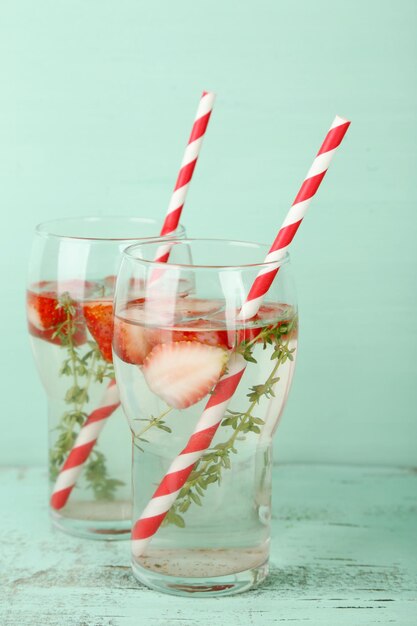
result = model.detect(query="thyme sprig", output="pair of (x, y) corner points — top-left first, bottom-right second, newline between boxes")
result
(164, 314), (297, 527)
(133, 407), (173, 452)
(84, 450), (125, 501)
(49, 293), (122, 501)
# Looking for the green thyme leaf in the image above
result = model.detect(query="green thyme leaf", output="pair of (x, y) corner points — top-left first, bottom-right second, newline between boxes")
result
(49, 291), (120, 500)
(164, 310), (298, 528)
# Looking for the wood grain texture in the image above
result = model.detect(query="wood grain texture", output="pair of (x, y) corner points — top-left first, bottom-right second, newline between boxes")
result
(1, 465), (416, 625)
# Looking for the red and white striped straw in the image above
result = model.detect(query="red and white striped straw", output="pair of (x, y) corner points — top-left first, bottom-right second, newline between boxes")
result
(50, 380), (120, 510)
(51, 91), (216, 511)
(131, 115), (351, 556)
(154, 90), (216, 263)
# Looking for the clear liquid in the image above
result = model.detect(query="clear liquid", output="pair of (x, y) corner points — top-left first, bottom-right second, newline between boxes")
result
(114, 301), (297, 578)
(28, 280), (132, 534)
(132, 439), (272, 577)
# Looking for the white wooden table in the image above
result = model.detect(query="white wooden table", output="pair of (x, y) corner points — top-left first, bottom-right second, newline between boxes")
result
(1, 464), (416, 625)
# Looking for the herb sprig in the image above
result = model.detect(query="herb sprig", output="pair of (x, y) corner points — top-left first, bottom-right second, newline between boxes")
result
(163, 314), (297, 527)
(49, 293), (123, 501)
(133, 407), (173, 452)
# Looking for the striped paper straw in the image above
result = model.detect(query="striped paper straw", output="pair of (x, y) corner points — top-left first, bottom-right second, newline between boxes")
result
(154, 90), (216, 264)
(50, 380), (120, 509)
(51, 91), (216, 510)
(131, 115), (351, 556)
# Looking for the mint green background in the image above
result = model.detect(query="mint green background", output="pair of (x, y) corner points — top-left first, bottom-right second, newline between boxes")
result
(1, 1), (416, 467)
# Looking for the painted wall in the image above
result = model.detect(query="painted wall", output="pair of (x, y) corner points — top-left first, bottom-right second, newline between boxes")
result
(1, 0), (416, 466)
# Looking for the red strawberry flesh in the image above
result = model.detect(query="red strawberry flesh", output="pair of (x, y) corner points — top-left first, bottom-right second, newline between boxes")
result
(83, 300), (114, 362)
(113, 312), (152, 365)
(26, 290), (87, 346)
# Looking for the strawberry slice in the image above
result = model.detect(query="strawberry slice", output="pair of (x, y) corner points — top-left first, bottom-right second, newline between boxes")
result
(210, 302), (297, 346)
(27, 290), (67, 331)
(256, 302), (294, 323)
(208, 309), (260, 347)
(175, 319), (230, 348)
(175, 298), (224, 320)
(113, 313), (152, 365)
(235, 304), (296, 344)
(256, 303), (298, 340)
(27, 279), (100, 331)
(143, 341), (228, 409)
(83, 300), (114, 362)
(27, 290), (86, 346)
(147, 319), (230, 351)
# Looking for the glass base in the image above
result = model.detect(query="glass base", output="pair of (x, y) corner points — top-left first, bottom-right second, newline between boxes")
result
(131, 556), (269, 597)
(50, 502), (131, 541)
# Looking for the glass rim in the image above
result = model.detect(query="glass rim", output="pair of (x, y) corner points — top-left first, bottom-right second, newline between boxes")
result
(35, 216), (186, 242)
(123, 237), (290, 271)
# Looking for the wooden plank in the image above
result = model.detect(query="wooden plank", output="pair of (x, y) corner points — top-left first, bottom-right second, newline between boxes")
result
(1, 465), (416, 625)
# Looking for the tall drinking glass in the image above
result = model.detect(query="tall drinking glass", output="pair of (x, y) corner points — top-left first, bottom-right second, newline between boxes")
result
(27, 217), (184, 539)
(113, 238), (298, 594)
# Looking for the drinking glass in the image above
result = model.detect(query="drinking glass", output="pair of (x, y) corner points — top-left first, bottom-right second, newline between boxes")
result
(113, 238), (298, 594)
(27, 216), (184, 539)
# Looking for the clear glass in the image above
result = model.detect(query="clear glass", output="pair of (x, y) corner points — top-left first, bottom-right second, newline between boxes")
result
(27, 216), (185, 540)
(113, 238), (298, 594)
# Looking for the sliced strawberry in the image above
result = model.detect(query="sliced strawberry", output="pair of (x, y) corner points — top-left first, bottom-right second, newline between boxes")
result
(122, 297), (225, 328)
(143, 341), (228, 409)
(83, 300), (114, 362)
(175, 298), (224, 320)
(208, 309), (261, 347)
(209, 302), (297, 347)
(27, 290), (87, 346)
(27, 290), (67, 330)
(147, 319), (230, 350)
(178, 319), (230, 348)
(234, 304), (296, 344)
(113, 314), (152, 365)
(256, 303), (298, 340)
(256, 302), (293, 323)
